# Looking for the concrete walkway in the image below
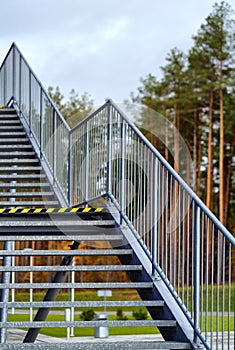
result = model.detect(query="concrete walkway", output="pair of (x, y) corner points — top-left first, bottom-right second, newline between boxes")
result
(6, 329), (234, 348)
(7, 329), (164, 343)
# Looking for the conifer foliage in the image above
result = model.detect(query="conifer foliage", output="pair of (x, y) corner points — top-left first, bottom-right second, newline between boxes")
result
(132, 1), (235, 234)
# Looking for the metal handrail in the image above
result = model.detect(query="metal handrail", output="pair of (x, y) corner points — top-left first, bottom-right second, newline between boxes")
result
(0, 42), (71, 131)
(108, 100), (234, 245)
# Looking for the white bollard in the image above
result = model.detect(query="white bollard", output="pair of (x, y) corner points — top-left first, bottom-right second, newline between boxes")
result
(65, 308), (71, 339)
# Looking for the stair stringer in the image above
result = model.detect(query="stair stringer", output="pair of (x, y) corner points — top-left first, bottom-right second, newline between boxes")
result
(112, 219), (203, 349)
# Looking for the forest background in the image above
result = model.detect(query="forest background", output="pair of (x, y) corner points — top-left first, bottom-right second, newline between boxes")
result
(49, 1), (235, 237)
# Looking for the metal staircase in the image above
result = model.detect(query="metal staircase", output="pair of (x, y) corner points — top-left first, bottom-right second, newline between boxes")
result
(0, 109), (193, 348)
(0, 108), (59, 208)
(0, 43), (234, 349)
(0, 208), (192, 349)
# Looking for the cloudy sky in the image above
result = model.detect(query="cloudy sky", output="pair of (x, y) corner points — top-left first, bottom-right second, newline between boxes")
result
(0, 0), (228, 105)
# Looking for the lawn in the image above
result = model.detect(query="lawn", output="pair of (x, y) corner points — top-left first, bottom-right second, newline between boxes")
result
(7, 287), (234, 338)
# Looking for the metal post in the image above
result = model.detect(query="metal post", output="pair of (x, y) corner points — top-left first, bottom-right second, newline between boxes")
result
(70, 258), (75, 337)
(11, 241), (15, 315)
(19, 56), (22, 110)
(3, 64), (6, 105)
(39, 87), (43, 159)
(193, 203), (201, 344)
(53, 110), (56, 184)
(151, 157), (158, 277)
(29, 71), (31, 134)
(24, 249), (33, 322)
(12, 45), (15, 99)
(106, 102), (112, 195)
(120, 120), (125, 221)
(68, 132), (71, 206)
(83, 122), (89, 203)
(0, 241), (13, 343)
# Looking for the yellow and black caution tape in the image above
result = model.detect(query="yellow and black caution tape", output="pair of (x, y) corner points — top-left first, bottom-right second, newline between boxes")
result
(0, 207), (104, 214)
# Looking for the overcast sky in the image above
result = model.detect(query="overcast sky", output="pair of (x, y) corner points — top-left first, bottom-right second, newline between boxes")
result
(0, 0), (229, 105)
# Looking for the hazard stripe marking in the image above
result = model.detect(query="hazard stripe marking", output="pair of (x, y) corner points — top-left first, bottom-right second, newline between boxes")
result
(0, 207), (104, 214)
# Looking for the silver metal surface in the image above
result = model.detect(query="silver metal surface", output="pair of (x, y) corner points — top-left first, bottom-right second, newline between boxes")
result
(0, 320), (176, 328)
(0, 342), (192, 350)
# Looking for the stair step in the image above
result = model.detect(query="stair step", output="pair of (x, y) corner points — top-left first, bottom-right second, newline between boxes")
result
(0, 166), (42, 172)
(0, 191), (54, 197)
(0, 159), (39, 164)
(0, 144), (32, 150)
(0, 121), (21, 126)
(0, 282), (153, 290)
(0, 227), (118, 236)
(0, 183), (50, 188)
(0, 174), (46, 180)
(5, 342), (191, 350)
(0, 200), (58, 207)
(0, 125), (23, 130)
(0, 138), (29, 144)
(0, 265), (143, 273)
(0, 219), (115, 226)
(0, 151), (36, 158)
(0, 116), (18, 120)
(3, 300), (163, 308)
(0, 132), (26, 137)
(0, 108), (16, 114)
(0, 249), (133, 256)
(0, 111), (17, 116)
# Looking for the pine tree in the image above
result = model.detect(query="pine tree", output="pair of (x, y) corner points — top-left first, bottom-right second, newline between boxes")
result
(192, 1), (235, 223)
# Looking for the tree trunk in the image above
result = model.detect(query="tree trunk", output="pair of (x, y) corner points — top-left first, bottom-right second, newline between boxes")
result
(219, 62), (224, 224)
(224, 140), (235, 227)
(206, 90), (214, 210)
(173, 104), (179, 173)
(165, 108), (169, 162)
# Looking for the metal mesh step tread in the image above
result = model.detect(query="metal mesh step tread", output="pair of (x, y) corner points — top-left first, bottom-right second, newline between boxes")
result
(0, 112), (17, 116)
(0, 183), (50, 188)
(0, 116), (18, 120)
(0, 152), (36, 157)
(0, 159), (39, 163)
(0, 108), (16, 113)
(0, 265), (143, 273)
(0, 121), (21, 126)
(0, 232), (122, 240)
(0, 320), (176, 329)
(0, 174), (46, 180)
(0, 249), (133, 256)
(0, 342), (192, 350)
(0, 138), (29, 143)
(0, 282), (153, 290)
(0, 235), (122, 241)
(0, 132), (26, 136)
(0, 192), (54, 197)
(0, 117), (20, 120)
(0, 166), (42, 172)
(0, 123), (24, 128)
(1, 300), (163, 308)
(0, 219), (115, 226)
(0, 201), (58, 206)
(0, 144), (32, 151)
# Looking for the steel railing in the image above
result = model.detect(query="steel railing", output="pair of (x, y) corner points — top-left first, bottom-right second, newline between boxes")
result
(0, 42), (234, 349)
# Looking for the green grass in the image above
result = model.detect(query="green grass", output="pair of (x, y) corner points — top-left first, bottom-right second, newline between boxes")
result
(7, 287), (234, 338)
(11, 285), (234, 312)
(7, 313), (159, 338)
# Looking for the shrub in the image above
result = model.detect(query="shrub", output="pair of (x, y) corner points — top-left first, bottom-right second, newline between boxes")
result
(116, 308), (128, 320)
(80, 309), (95, 321)
(132, 308), (148, 320)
